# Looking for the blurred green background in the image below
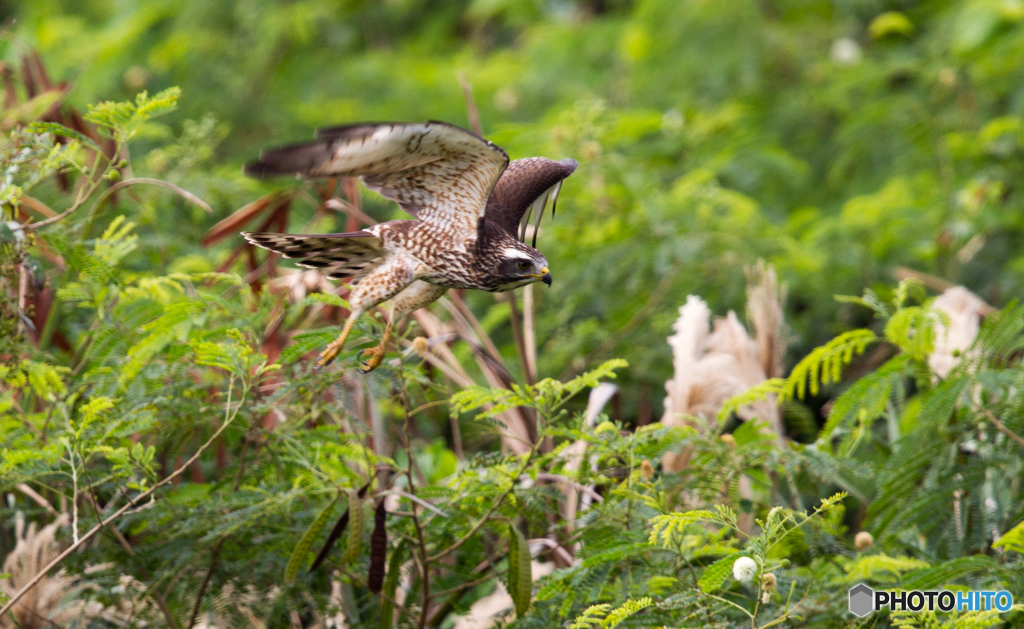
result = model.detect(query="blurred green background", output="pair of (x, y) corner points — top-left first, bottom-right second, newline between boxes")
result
(10, 0), (1024, 421)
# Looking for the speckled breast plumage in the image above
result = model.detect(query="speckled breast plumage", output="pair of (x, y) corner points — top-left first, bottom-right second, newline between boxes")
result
(370, 220), (518, 291)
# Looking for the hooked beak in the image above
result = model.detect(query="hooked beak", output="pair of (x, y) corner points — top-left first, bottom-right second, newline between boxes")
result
(540, 267), (552, 287)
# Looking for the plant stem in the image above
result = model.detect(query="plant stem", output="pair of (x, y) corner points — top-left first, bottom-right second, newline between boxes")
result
(187, 432), (251, 629)
(978, 406), (1024, 451)
(425, 439), (541, 563)
(0, 380), (250, 620)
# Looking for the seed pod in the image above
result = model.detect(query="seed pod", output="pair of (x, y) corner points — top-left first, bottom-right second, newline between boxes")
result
(507, 523), (532, 616)
(284, 496), (337, 585)
(310, 481), (371, 572)
(368, 501), (387, 593)
(342, 487), (364, 565)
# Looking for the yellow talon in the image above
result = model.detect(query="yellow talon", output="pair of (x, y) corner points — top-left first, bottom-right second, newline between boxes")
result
(314, 316), (357, 370)
(357, 320), (394, 374)
(358, 346), (386, 373)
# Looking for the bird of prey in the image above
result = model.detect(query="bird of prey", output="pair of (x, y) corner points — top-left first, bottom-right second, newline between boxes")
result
(242, 121), (577, 372)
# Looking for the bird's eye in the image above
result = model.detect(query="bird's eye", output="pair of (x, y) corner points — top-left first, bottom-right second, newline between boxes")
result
(517, 260), (531, 271)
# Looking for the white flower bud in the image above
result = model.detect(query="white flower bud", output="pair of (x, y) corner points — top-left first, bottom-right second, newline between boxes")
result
(732, 556), (758, 584)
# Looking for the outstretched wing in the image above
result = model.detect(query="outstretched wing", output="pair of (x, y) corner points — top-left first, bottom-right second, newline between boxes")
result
(482, 157), (578, 247)
(243, 231), (385, 280)
(244, 122), (509, 237)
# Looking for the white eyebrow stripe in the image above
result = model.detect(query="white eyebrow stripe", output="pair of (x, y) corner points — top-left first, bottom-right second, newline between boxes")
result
(503, 248), (532, 260)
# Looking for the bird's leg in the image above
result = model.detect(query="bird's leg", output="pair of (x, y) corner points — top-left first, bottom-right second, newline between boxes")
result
(358, 318), (394, 373)
(315, 313), (360, 369)
(357, 281), (449, 374)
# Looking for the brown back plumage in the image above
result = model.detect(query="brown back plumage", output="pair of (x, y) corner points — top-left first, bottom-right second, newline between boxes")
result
(483, 157), (578, 246)
(243, 121), (508, 235)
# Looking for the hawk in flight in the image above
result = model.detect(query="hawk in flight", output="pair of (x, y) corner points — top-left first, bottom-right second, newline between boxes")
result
(243, 121), (577, 372)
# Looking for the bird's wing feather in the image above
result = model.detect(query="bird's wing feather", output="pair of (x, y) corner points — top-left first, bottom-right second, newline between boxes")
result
(243, 231), (384, 279)
(482, 157), (578, 246)
(245, 122), (509, 236)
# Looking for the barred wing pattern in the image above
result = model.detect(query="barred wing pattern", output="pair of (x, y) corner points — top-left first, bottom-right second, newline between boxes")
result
(245, 122), (509, 237)
(242, 231), (385, 280)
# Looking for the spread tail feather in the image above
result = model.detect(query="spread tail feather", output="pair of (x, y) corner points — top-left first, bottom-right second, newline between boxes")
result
(243, 231), (385, 280)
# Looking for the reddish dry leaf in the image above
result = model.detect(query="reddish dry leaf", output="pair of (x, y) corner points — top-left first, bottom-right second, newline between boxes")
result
(214, 244), (245, 274)
(202, 192), (284, 246)
(20, 196), (57, 218)
(28, 52), (52, 93)
(2, 64), (17, 109)
(246, 247), (263, 294)
(21, 55), (38, 98)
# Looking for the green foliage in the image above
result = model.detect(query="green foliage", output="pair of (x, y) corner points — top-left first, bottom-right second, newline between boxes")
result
(380, 540), (406, 629)
(567, 597), (652, 629)
(508, 522), (532, 617)
(697, 552), (745, 593)
(284, 495), (337, 585)
(785, 329), (878, 401)
(342, 487), (364, 566)
(994, 520), (1024, 555)
(5, 3), (1024, 626)
(843, 554), (931, 585)
(84, 88), (181, 141)
(891, 607), (1023, 629)
(451, 358), (627, 420)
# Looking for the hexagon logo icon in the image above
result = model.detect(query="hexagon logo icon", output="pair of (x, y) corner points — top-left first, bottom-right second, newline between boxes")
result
(849, 584), (874, 618)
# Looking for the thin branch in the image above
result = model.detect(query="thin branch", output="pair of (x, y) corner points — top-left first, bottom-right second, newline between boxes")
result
(528, 473), (604, 503)
(334, 565), (414, 620)
(80, 467), (182, 629)
(523, 284), (538, 383)
(425, 440), (541, 563)
(90, 177), (213, 216)
(892, 267), (995, 315)
(186, 542), (222, 629)
(425, 549), (505, 627)
(703, 592), (754, 619)
(21, 151), (112, 229)
(186, 425), (252, 629)
(978, 406), (1024, 451)
(15, 483), (59, 517)
(396, 362), (431, 629)
(456, 71), (483, 137)
(505, 291), (535, 387)
(526, 537), (574, 565)
(0, 384), (249, 619)
(428, 573), (496, 599)
(376, 490), (449, 518)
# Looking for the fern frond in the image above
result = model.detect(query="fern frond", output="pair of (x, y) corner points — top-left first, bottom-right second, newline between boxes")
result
(717, 378), (785, 423)
(648, 511), (717, 546)
(843, 553), (930, 584)
(784, 329), (877, 401)
(601, 597), (651, 628)
(884, 306), (939, 362)
(821, 354), (910, 440)
(568, 604), (611, 629)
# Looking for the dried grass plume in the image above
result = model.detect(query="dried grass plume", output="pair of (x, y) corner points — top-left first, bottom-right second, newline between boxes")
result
(928, 286), (986, 378)
(1, 513), (102, 629)
(661, 262), (787, 471)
